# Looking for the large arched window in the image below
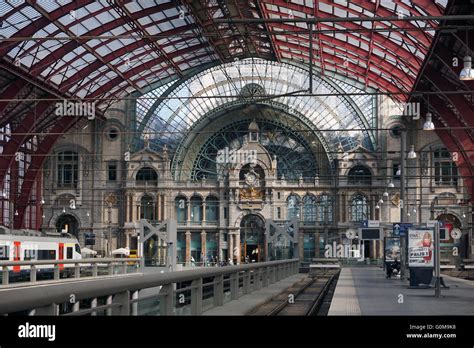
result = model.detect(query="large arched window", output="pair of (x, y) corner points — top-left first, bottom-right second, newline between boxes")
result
(175, 196), (187, 223)
(317, 194), (334, 223)
(287, 194), (300, 220)
(140, 195), (154, 220)
(136, 167), (158, 183)
(57, 151), (78, 188)
(348, 166), (371, 185)
(433, 148), (458, 186)
(205, 196), (219, 222)
(190, 195), (203, 223)
(303, 195), (317, 222)
(350, 194), (368, 222)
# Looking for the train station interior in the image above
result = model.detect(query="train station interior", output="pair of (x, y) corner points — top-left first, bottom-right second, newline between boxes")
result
(1, 1), (474, 341)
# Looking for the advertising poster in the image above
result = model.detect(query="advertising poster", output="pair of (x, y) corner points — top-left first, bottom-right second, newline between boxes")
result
(384, 237), (401, 262)
(408, 229), (434, 267)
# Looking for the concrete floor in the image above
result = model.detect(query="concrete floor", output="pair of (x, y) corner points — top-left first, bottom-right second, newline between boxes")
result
(329, 267), (474, 315)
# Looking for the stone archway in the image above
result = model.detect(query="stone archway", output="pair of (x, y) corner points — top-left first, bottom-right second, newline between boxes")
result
(55, 214), (79, 237)
(240, 214), (266, 263)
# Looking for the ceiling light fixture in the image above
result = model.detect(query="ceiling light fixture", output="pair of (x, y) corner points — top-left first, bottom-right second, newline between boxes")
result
(423, 112), (435, 130)
(408, 145), (417, 159)
(460, 56), (474, 80)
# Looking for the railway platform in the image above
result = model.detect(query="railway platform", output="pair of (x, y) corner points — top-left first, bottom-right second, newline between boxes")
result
(328, 267), (474, 315)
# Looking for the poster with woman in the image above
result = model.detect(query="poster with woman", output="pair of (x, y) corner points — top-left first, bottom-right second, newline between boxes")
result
(384, 237), (401, 262)
(408, 229), (434, 267)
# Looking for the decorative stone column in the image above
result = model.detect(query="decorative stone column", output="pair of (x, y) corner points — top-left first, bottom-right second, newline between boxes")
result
(234, 231), (241, 265)
(298, 231), (304, 261)
(157, 194), (162, 221)
(228, 232), (234, 263)
(185, 231), (191, 265)
(202, 202), (206, 225)
(161, 194), (166, 219)
(186, 202), (191, 224)
(201, 230), (207, 264)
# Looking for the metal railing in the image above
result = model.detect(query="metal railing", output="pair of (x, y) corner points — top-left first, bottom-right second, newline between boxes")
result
(0, 258), (140, 285)
(0, 258), (299, 316)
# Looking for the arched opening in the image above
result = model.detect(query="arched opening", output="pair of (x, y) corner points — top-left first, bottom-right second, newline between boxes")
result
(140, 195), (155, 221)
(205, 196), (219, 222)
(190, 195), (203, 224)
(56, 214), (79, 237)
(240, 214), (265, 263)
(350, 194), (368, 222)
(175, 196), (187, 224)
(303, 195), (317, 222)
(136, 167), (158, 183)
(317, 194), (334, 223)
(287, 194), (301, 220)
(348, 165), (372, 185)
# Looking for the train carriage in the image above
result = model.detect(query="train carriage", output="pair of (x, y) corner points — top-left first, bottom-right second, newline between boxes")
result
(0, 230), (82, 280)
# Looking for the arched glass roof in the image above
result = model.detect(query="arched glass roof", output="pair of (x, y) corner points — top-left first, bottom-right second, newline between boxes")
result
(136, 58), (377, 154)
(0, 0), (446, 109)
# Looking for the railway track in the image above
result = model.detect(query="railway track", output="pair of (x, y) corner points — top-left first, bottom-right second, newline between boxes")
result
(247, 270), (339, 316)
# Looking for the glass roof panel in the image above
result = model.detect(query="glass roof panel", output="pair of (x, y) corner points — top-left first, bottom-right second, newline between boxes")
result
(137, 59), (377, 157)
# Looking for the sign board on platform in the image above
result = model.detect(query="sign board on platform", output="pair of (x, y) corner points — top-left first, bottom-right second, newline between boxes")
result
(393, 223), (412, 237)
(408, 229), (434, 267)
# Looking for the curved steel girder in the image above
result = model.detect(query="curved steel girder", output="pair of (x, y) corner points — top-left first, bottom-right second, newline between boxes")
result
(273, 36), (414, 89)
(271, 21), (423, 74)
(434, 126), (474, 203)
(0, 79), (29, 126)
(426, 97), (474, 202)
(0, 101), (52, 192)
(94, 51), (214, 101)
(0, 0), (96, 57)
(13, 115), (79, 228)
(265, 0), (433, 47)
(424, 67), (474, 129)
(85, 42), (209, 99)
(278, 46), (405, 97)
(60, 32), (206, 94)
(32, 20), (193, 81)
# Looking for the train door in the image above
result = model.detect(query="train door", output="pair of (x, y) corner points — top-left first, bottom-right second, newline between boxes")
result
(58, 243), (64, 270)
(13, 241), (20, 272)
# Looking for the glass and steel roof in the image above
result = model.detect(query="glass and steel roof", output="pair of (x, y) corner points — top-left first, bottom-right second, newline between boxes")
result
(137, 58), (377, 156)
(0, 0), (447, 112)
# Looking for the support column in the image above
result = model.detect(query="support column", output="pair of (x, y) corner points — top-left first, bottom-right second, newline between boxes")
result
(201, 230), (206, 264)
(202, 202), (206, 225)
(131, 195), (137, 222)
(185, 231), (191, 265)
(228, 232), (234, 264)
(186, 202), (191, 224)
(161, 194), (166, 220)
(234, 231), (241, 265)
(157, 194), (162, 221)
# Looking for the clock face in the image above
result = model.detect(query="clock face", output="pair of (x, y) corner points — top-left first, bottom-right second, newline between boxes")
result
(244, 171), (259, 187)
(450, 228), (462, 240)
(346, 229), (357, 240)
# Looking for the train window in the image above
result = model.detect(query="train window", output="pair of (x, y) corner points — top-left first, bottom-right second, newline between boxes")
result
(0, 246), (9, 260)
(67, 247), (73, 259)
(24, 249), (37, 261)
(75, 244), (81, 254)
(37, 250), (56, 260)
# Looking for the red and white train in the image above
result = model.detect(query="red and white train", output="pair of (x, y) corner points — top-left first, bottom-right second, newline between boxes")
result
(0, 227), (82, 279)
